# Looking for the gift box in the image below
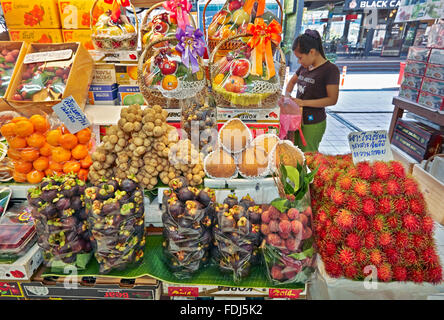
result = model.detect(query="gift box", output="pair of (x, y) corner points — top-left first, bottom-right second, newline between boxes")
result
(58, 0), (111, 29)
(399, 85), (420, 102)
(402, 73), (424, 90)
(421, 77), (444, 96)
(425, 64), (444, 81)
(118, 85), (144, 106)
(1, 0), (61, 29)
(62, 29), (95, 51)
(429, 48), (444, 65)
(407, 46), (431, 62)
(404, 61), (427, 76)
(6, 42), (94, 116)
(395, 118), (442, 156)
(88, 84), (119, 105)
(115, 63), (138, 86)
(91, 63), (117, 85)
(418, 90), (444, 111)
(8, 29), (63, 44)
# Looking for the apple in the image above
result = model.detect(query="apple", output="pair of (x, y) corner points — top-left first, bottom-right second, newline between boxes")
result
(230, 58), (250, 78)
(213, 10), (231, 25)
(231, 8), (250, 26)
(228, 0), (242, 12)
(159, 59), (177, 75)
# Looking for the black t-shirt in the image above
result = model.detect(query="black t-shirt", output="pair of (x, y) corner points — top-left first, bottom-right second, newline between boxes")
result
(295, 61), (340, 124)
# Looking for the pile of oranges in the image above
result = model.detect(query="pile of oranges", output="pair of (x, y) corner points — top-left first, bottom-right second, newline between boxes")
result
(0, 115), (93, 184)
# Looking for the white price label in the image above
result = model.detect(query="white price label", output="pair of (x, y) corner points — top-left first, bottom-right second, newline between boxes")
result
(24, 49), (73, 64)
(52, 96), (90, 134)
(348, 130), (393, 164)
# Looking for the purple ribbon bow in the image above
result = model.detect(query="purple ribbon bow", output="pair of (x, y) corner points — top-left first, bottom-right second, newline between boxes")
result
(175, 25), (206, 74)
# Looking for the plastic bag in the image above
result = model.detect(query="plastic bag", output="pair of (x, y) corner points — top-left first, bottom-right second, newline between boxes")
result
(212, 194), (262, 282)
(262, 191), (316, 285)
(27, 173), (93, 270)
(85, 176), (146, 274)
(277, 96), (305, 144)
(0, 46), (22, 98)
(91, 0), (138, 51)
(141, 0), (195, 47)
(210, 18), (284, 108)
(162, 181), (215, 279)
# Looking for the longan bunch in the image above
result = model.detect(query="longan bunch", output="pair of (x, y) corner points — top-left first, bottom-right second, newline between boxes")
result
(169, 139), (205, 186)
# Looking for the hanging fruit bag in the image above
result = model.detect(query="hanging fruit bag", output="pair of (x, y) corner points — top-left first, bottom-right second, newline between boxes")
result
(209, 18), (285, 109)
(138, 25), (208, 108)
(203, 0), (283, 57)
(91, 0), (138, 51)
(141, 0), (197, 48)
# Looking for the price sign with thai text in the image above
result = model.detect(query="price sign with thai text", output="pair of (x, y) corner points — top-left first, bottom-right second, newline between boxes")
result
(348, 130), (393, 164)
(52, 96), (90, 134)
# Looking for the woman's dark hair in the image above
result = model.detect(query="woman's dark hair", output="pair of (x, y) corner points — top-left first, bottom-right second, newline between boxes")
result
(292, 29), (326, 59)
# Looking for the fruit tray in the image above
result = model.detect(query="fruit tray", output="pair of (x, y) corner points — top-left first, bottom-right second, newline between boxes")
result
(0, 224), (36, 259)
(42, 235), (305, 290)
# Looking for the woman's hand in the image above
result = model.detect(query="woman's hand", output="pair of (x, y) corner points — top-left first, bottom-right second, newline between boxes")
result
(293, 98), (304, 107)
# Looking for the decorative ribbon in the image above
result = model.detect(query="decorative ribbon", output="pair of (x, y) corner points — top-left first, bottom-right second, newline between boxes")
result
(243, 0), (265, 16)
(175, 25), (206, 74)
(103, 0), (130, 23)
(246, 18), (282, 80)
(163, 0), (192, 31)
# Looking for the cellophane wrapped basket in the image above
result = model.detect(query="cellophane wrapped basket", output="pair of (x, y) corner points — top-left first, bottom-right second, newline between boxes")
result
(91, 0), (138, 51)
(203, 0), (283, 56)
(209, 20), (285, 109)
(141, 0), (197, 48)
(138, 25), (208, 109)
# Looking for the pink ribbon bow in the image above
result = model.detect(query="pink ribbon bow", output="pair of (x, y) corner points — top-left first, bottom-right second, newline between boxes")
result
(163, 0), (192, 31)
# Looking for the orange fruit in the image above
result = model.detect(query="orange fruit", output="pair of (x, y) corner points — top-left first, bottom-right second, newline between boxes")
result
(80, 155), (92, 169)
(40, 143), (52, 157)
(52, 147), (71, 163)
(33, 156), (49, 171)
(13, 170), (27, 182)
(14, 161), (32, 174)
(71, 144), (89, 160)
(78, 168), (88, 181)
(26, 133), (46, 148)
(11, 117), (28, 123)
(76, 128), (91, 144)
(14, 120), (34, 137)
(161, 75), (178, 90)
(29, 115), (50, 133)
(59, 133), (78, 150)
(26, 170), (44, 184)
(49, 160), (63, 172)
(46, 129), (62, 146)
(7, 148), (21, 161)
(1, 123), (16, 137)
(8, 137), (27, 149)
(21, 148), (40, 162)
(45, 168), (55, 176)
(63, 160), (81, 174)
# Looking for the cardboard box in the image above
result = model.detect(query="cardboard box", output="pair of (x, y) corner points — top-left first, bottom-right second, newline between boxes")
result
(118, 85), (144, 106)
(402, 73), (424, 90)
(418, 91), (444, 111)
(399, 85), (420, 102)
(395, 119), (443, 151)
(6, 42), (94, 116)
(8, 29), (63, 44)
(88, 90), (119, 105)
(62, 29), (94, 51)
(59, 0), (93, 29)
(421, 77), (444, 96)
(115, 63), (139, 86)
(92, 63), (117, 85)
(404, 61), (427, 76)
(407, 46), (431, 63)
(1, 0), (61, 29)
(0, 244), (43, 281)
(217, 107), (280, 123)
(23, 267), (161, 300)
(0, 41), (29, 112)
(426, 64), (444, 81)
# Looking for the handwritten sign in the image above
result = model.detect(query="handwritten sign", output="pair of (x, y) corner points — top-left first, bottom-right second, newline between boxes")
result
(268, 288), (302, 299)
(168, 286), (199, 297)
(52, 96), (90, 134)
(348, 130), (393, 164)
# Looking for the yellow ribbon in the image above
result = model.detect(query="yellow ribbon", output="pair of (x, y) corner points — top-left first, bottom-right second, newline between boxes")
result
(246, 18), (282, 80)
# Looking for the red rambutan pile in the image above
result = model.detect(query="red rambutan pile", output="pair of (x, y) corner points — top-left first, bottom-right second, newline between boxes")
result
(307, 153), (442, 284)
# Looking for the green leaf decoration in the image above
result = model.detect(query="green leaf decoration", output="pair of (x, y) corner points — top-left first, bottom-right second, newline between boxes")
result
(288, 246), (314, 260)
(284, 165), (300, 193)
(270, 198), (289, 213)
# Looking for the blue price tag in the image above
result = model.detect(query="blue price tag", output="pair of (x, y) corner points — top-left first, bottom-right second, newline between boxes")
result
(52, 96), (90, 134)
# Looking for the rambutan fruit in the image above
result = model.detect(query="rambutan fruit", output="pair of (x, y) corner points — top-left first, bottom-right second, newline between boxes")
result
(346, 233), (361, 250)
(393, 198), (408, 214)
(422, 248), (439, 265)
(378, 197), (392, 215)
(386, 215), (399, 229)
(335, 209), (354, 230)
(327, 225), (343, 244)
(344, 265), (358, 279)
(373, 161), (391, 181)
(369, 249), (383, 266)
(427, 267), (443, 284)
(395, 231), (410, 249)
(364, 232), (377, 249)
(347, 167), (359, 179)
(384, 248), (399, 264)
(325, 241), (337, 257)
(390, 161), (406, 179)
(324, 259), (342, 278)
(338, 176), (353, 191)
(386, 179), (401, 196)
(345, 195), (361, 212)
(353, 180), (369, 197)
(402, 214), (420, 232)
(377, 263), (392, 282)
(314, 177), (325, 190)
(318, 228), (327, 240)
(372, 215), (385, 232)
(402, 177), (419, 197)
(379, 232), (393, 247)
(356, 248), (368, 265)
(409, 197), (425, 215)
(412, 234), (428, 250)
(410, 268), (424, 283)
(357, 162), (373, 180)
(393, 266), (408, 281)
(317, 210), (328, 226)
(355, 215), (369, 232)
(338, 248), (355, 266)
(422, 216), (434, 235)
(370, 181), (384, 198)
(404, 249), (418, 266)
(362, 198), (377, 216)
(331, 189), (346, 206)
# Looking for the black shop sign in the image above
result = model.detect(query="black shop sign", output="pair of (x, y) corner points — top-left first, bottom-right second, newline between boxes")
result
(345, 0), (401, 10)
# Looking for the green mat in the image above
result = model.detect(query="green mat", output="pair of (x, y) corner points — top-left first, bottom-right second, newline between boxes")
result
(42, 235), (306, 290)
